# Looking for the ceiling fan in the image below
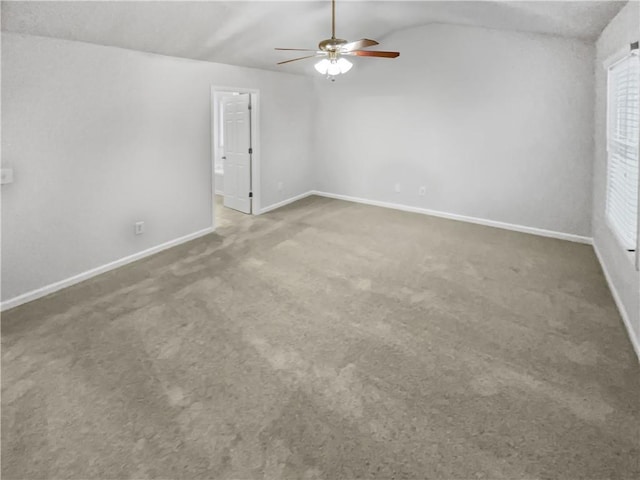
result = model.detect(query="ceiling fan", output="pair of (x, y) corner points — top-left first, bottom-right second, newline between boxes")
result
(275, 0), (400, 78)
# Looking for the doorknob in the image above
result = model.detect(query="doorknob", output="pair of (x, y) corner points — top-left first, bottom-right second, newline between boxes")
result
(222, 156), (226, 159)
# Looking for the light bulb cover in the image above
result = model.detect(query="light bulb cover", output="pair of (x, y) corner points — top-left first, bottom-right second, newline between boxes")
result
(337, 58), (353, 73)
(327, 60), (341, 76)
(314, 59), (331, 74)
(315, 57), (354, 77)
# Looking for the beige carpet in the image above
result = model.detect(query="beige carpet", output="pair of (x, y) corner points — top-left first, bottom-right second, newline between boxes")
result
(2, 195), (639, 479)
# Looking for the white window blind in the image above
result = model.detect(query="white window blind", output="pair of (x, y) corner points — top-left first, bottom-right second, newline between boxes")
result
(606, 51), (639, 251)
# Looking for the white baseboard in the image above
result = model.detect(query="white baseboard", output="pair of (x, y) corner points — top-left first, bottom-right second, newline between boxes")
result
(311, 191), (593, 245)
(593, 243), (640, 362)
(0, 192), (596, 313)
(0, 227), (215, 312)
(258, 191), (314, 215)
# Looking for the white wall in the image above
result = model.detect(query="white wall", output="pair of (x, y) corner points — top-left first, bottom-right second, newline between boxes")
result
(593, 1), (640, 353)
(1, 33), (315, 303)
(314, 23), (595, 237)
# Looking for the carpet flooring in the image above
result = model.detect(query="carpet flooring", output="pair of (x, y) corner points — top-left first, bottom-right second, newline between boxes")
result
(2, 195), (639, 479)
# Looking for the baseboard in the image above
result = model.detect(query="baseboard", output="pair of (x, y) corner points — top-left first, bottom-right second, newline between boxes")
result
(593, 243), (640, 362)
(311, 191), (592, 245)
(0, 227), (215, 312)
(258, 191), (314, 215)
(0, 193), (594, 312)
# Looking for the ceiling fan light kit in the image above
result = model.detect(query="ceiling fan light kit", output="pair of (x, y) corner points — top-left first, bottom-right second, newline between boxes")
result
(315, 57), (353, 76)
(275, 0), (399, 80)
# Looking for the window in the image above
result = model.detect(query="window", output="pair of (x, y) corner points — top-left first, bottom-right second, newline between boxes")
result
(606, 50), (639, 251)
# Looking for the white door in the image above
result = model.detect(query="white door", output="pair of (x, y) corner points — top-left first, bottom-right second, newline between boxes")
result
(222, 93), (252, 214)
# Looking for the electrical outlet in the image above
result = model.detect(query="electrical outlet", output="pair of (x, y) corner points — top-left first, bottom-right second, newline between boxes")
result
(277, 181), (283, 192)
(134, 221), (145, 235)
(394, 183), (401, 193)
(1, 168), (14, 185)
(419, 186), (426, 196)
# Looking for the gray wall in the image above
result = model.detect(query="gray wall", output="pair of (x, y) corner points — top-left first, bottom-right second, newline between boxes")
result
(1, 33), (315, 302)
(314, 23), (595, 237)
(593, 1), (640, 349)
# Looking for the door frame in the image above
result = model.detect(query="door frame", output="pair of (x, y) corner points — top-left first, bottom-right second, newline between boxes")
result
(210, 86), (261, 228)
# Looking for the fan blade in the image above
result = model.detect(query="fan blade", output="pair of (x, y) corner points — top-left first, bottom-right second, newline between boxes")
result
(348, 50), (400, 58)
(275, 48), (317, 52)
(277, 54), (324, 65)
(340, 38), (379, 52)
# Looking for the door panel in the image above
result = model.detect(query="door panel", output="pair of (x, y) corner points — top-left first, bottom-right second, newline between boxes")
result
(222, 93), (251, 214)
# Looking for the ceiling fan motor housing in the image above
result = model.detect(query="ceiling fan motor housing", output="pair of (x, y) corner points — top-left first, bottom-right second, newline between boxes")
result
(319, 38), (347, 52)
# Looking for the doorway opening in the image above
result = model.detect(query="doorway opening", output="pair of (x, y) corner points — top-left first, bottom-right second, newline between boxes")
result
(211, 86), (260, 229)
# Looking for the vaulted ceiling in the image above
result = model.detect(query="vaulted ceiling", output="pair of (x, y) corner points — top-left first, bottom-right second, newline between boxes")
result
(1, 1), (627, 75)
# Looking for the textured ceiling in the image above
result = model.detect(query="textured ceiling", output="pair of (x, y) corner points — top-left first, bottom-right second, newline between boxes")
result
(1, 1), (628, 75)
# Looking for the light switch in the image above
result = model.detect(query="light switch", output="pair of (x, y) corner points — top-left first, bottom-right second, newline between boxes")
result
(1, 169), (14, 185)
